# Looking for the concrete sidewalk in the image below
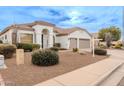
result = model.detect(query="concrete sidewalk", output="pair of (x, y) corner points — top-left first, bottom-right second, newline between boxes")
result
(36, 49), (124, 86)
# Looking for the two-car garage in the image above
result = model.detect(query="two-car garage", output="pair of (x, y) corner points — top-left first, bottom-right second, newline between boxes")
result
(55, 27), (91, 49)
(69, 38), (90, 49)
(79, 39), (90, 49)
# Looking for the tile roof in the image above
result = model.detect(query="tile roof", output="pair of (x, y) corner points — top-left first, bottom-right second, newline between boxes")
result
(19, 21), (55, 27)
(0, 25), (34, 35)
(0, 21), (91, 37)
(0, 21), (55, 35)
(54, 27), (91, 36)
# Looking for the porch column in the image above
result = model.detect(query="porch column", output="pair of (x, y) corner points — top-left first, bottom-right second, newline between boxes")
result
(33, 32), (36, 44)
(67, 38), (70, 49)
(90, 38), (92, 49)
(48, 32), (53, 48)
(17, 32), (20, 43)
(35, 33), (42, 48)
(77, 38), (79, 48)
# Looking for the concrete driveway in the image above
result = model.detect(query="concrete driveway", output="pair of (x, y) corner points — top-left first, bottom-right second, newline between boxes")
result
(108, 49), (124, 86)
(107, 49), (124, 60)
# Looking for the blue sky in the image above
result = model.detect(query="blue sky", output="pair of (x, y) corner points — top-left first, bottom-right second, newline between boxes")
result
(0, 6), (123, 33)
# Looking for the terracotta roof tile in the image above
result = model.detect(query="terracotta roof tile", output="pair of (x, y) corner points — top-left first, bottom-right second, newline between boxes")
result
(19, 21), (55, 27)
(0, 25), (34, 35)
(54, 27), (91, 36)
(0, 21), (91, 37)
(0, 21), (55, 35)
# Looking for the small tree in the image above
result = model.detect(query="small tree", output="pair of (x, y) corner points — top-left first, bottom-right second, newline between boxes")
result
(105, 32), (112, 48)
(98, 26), (121, 41)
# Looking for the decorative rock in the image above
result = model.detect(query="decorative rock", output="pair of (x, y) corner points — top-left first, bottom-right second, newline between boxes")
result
(0, 55), (7, 69)
(16, 49), (24, 65)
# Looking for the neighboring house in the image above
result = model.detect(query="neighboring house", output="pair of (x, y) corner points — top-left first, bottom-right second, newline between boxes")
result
(0, 21), (92, 49)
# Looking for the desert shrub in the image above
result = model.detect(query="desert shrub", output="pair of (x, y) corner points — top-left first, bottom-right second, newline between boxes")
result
(32, 49), (59, 66)
(117, 41), (123, 46)
(32, 44), (40, 50)
(112, 41), (122, 49)
(94, 48), (107, 55)
(98, 44), (107, 49)
(50, 47), (59, 52)
(0, 40), (3, 43)
(0, 44), (16, 58)
(58, 48), (67, 50)
(73, 48), (78, 52)
(114, 44), (122, 49)
(16, 43), (40, 52)
(53, 43), (61, 47)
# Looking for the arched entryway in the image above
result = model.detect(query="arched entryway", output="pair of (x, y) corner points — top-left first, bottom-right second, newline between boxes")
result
(41, 29), (49, 48)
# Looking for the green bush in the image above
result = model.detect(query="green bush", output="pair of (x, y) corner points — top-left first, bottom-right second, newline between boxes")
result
(32, 49), (59, 66)
(22, 44), (32, 51)
(32, 44), (40, 50)
(16, 43), (40, 52)
(0, 44), (16, 58)
(94, 48), (107, 55)
(50, 47), (59, 52)
(98, 44), (107, 49)
(73, 48), (78, 52)
(0, 40), (3, 44)
(53, 43), (61, 47)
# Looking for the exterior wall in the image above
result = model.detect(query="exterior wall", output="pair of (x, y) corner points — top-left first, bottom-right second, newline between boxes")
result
(56, 35), (69, 49)
(32, 25), (54, 48)
(0, 29), (13, 44)
(68, 30), (91, 39)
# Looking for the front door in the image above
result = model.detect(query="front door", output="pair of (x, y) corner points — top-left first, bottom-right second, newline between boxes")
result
(41, 34), (48, 48)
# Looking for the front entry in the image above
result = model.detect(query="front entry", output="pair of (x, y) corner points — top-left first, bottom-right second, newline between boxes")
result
(41, 29), (49, 49)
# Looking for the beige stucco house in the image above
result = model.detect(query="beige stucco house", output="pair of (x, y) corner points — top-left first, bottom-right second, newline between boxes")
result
(0, 21), (92, 49)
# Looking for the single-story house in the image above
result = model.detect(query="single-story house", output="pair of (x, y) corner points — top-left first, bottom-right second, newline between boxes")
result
(0, 21), (92, 49)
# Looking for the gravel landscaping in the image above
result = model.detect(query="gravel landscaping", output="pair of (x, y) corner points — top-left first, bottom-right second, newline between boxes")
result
(0, 51), (107, 86)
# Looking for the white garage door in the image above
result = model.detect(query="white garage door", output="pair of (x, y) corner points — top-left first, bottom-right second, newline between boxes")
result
(69, 38), (77, 49)
(79, 39), (90, 49)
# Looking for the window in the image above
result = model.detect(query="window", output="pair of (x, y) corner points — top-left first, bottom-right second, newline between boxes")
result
(20, 33), (33, 43)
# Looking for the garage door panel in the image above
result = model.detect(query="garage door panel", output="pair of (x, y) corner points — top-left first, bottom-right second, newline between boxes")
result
(79, 39), (90, 49)
(69, 38), (77, 49)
